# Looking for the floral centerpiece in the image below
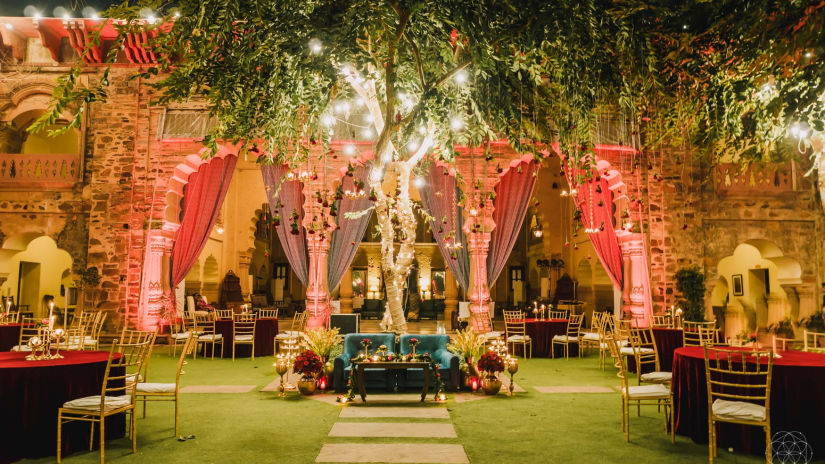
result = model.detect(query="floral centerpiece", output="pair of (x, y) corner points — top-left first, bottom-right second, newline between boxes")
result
(304, 327), (342, 381)
(408, 337), (419, 357)
(293, 350), (323, 395)
(448, 329), (486, 390)
(477, 351), (505, 395)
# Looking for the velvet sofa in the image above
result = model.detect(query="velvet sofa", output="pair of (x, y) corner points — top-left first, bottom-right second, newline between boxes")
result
(397, 334), (459, 391)
(333, 333), (396, 393)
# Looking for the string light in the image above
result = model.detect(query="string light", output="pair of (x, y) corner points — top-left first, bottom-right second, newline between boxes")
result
(413, 177), (425, 188)
(790, 122), (809, 139)
(308, 38), (323, 54)
(454, 69), (469, 84)
(334, 101), (350, 114)
(407, 140), (419, 152)
(343, 144), (356, 156)
(361, 127), (374, 138)
(450, 116), (464, 131)
(370, 169), (384, 182)
(4, 23), (12, 30)
(321, 114), (335, 127)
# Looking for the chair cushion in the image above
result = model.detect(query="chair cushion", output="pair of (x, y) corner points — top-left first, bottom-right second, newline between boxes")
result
(136, 382), (175, 393)
(63, 395), (132, 411)
(234, 335), (254, 342)
(198, 334), (223, 341)
(581, 332), (600, 341)
(640, 371), (673, 383)
(552, 335), (579, 342)
(171, 332), (191, 340)
(484, 331), (503, 339)
(624, 384), (670, 399)
(275, 331), (303, 339)
(83, 339), (98, 346)
(11, 345), (31, 352)
(507, 335), (531, 342)
(620, 346), (654, 356)
(126, 373), (143, 384)
(712, 399), (766, 422)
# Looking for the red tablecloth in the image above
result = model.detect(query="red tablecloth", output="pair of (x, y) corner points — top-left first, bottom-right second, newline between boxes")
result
(0, 350), (125, 463)
(0, 324), (21, 351)
(522, 319), (571, 358)
(672, 346), (825, 458)
(214, 318), (279, 358)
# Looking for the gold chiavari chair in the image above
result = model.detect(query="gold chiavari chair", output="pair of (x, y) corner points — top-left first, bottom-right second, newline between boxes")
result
(196, 314), (224, 359)
(2, 310), (20, 323)
(169, 317), (195, 357)
(651, 315), (674, 328)
(581, 312), (604, 354)
(232, 313), (257, 361)
(257, 308), (279, 319)
(215, 309), (234, 320)
(12, 316), (40, 351)
(628, 327), (672, 386)
(614, 317), (632, 347)
(68, 311), (99, 350)
(594, 313), (616, 370)
(136, 333), (197, 436)
(83, 312), (107, 351)
(683, 321), (717, 346)
(57, 339), (151, 463)
(471, 311), (503, 340)
(549, 310), (569, 320)
(552, 314), (584, 359)
(503, 310), (532, 358)
(118, 329), (157, 387)
(606, 334), (674, 444)
(803, 329), (825, 353)
(65, 327), (86, 350)
(703, 346), (773, 464)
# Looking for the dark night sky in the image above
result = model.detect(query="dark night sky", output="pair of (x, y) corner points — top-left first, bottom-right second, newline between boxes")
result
(0, 0), (121, 17)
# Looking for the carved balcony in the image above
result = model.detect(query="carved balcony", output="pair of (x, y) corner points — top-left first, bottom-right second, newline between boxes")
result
(0, 153), (81, 190)
(714, 162), (798, 196)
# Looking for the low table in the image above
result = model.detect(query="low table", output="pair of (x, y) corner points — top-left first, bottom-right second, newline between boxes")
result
(353, 361), (431, 402)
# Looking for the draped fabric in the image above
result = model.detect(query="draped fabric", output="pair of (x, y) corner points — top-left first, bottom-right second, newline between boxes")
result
(419, 164), (470, 291)
(261, 164), (309, 285)
(170, 155), (237, 288)
(327, 164), (374, 290)
(569, 167), (623, 290)
(487, 158), (538, 284)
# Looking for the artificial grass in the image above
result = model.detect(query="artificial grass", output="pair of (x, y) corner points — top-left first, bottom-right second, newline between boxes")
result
(22, 347), (792, 464)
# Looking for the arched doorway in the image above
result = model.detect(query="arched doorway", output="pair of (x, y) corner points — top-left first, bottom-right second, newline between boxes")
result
(0, 234), (73, 318)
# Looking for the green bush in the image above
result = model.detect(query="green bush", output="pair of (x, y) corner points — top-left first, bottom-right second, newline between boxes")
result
(674, 266), (706, 322)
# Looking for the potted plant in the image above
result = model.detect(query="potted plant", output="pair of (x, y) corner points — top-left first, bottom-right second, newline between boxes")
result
(767, 317), (795, 339)
(448, 329), (486, 389)
(303, 327), (342, 380)
(293, 350), (323, 395)
(477, 351), (505, 395)
(674, 266), (706, 322)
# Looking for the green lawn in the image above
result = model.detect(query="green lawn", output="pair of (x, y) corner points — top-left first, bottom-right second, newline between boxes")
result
(24, 348), (781, 464)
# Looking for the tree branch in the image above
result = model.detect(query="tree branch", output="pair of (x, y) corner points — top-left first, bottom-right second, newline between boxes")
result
(405, 31), (426, 88)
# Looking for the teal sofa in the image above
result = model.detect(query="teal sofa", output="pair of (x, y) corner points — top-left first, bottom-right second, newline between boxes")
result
(397, 334), (459, 391)
(334, 333), (396, 392)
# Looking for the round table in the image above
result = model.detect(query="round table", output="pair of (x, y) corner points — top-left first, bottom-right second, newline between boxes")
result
(672, 346), (825, 459)
(0, 324), (21, 351)
(214, 318), (279, 358)
(0, 350), (125, 463)
(523, 319), (570, 358)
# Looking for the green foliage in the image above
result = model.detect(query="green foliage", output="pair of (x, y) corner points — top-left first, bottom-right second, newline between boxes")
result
(767, 317), (795, 339)
(800, 312), (825, 332)
(674, 266), (706, 322)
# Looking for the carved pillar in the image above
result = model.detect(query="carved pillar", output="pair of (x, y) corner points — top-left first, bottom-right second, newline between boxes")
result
(237, 252), (252, 300)
(465, 230), (492, 332)
(444, 268), (459, 328)
(766, 294), (785, 327)
(616, 230), (651, 327)
(416, 251), (432, 299)
(137, 229), (169, 330)
(339, 268), (353, 314)
(302, 175), (334, 329)
(796, 285), (817, 321)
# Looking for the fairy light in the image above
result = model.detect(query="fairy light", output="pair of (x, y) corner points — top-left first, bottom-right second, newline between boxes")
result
(4, 23), (12, 30)
(450, 116), (464, 131)
(469, 207), (478, 216)
(309, 38), (323, 54)
(381, 152), (392, 163)
(362, 127), (374, 138)
(413, 177), (425, 189)
(321, 114), (335, 127)
(334, 101), (350, 114)
(454, 69), (469, 84)
(343, 144), (356, 156)
(355, 97), (365, 107)
(370, 169), (384, 182)
(407, 140), (419, 152)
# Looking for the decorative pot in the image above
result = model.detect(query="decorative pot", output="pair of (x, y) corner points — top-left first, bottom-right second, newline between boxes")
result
(460, 365), (473, 390)
(297, 375), (317, 395)
(323, 360), (335, 379)
(481, 374), (502, 395)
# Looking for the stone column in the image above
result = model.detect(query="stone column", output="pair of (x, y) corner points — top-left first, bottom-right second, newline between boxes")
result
(796, 285), (817, 321)
(465, 231), (492, 332)
(305, 232), (331, 328)
(444, 268), (459, 329)
(339, 268), (353, 314)
(766, 294), (785, 326)
(616, 230), (651, 327)
(237, 252), (252, 300)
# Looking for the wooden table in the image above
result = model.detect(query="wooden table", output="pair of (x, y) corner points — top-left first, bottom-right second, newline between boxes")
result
(354, 361), (431, 402)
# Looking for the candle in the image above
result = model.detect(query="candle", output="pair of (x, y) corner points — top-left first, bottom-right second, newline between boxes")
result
(319, 377), (327, 390)
(471, 377), (479, 391)
(48, 301), (54, 328)
(49, 315), (55, 331)
(772, 335), (777, 353)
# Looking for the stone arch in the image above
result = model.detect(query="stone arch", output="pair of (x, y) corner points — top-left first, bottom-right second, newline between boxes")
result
(0, 234), (74, 315)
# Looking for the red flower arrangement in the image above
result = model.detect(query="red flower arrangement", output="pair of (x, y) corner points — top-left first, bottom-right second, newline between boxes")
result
(293, 350), (323, 377)
(477, 351), (505, 374)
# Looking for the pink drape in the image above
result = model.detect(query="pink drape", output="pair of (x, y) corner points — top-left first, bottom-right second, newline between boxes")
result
(170, 155), (237, 288)
(487, 159), (538, 284)
(419, 164), (470, 291)
(569, 166), (623, 290)
(327, 164), (373, 290)
(261, 164), (309, 284)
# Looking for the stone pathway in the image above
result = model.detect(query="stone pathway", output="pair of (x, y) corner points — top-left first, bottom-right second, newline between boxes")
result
(180, 385), (256, 393)
(316, 396), (469, 463)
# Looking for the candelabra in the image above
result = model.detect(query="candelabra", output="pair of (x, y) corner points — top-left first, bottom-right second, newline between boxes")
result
(25, 327), (66, 361)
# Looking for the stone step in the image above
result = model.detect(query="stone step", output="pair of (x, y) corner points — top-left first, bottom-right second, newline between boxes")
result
(316, 443), (468, 463)
(339, 406), (450, 419)
(328, 421), (457, 438)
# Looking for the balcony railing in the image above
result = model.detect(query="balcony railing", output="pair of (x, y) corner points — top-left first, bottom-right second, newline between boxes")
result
(714, 162), (796, 195)
(0, 153), (81, 189)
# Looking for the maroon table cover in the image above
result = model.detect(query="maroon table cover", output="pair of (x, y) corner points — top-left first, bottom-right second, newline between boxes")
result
(0, 351), (125, 463)
(0, 324), (21, 351)
(522, 319), (572, 358)
(214, 318), (279, 358)
(672, 346), (825, 458)
(627, 327), (684, 373)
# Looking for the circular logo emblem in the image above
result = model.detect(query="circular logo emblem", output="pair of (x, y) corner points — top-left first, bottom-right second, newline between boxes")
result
(771, 431), (813, 464)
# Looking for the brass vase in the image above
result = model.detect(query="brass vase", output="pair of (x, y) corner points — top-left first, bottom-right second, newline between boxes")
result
(297, 375), (317, 395)
(481, 374), (502, 395)
(323, 360), (335, 379)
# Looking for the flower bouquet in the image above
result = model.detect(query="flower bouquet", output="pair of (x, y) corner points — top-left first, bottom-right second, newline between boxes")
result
(293, 350), (323, 395)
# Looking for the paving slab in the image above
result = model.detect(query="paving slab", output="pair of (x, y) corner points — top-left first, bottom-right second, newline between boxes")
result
(316, 443), (468, 463)
(179, 385), (256, 393)
(339, 406), (450, 419)
(328, 421), (457, 438)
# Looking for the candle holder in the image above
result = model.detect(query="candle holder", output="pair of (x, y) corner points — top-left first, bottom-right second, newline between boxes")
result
(506, 357), (519, 396)
(25, 336), (44, 360)
(274, 355), (290, 397)
(49, 328), (66, 359)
